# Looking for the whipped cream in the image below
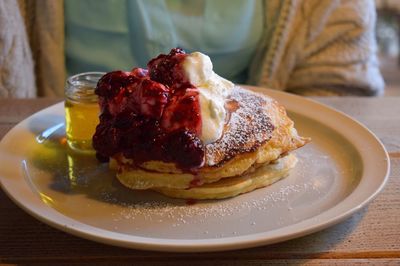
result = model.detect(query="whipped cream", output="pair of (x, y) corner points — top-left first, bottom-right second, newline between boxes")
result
(182, 52), (233, 144)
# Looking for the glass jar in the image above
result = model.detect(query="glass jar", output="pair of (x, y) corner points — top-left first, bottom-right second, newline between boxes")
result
(64, 72), (104, 153)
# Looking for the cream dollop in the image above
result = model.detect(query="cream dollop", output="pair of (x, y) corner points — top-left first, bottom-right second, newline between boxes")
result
(182, 52), (233, 144)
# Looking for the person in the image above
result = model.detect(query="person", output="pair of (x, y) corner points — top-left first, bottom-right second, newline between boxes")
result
(0, 0), (384, 98)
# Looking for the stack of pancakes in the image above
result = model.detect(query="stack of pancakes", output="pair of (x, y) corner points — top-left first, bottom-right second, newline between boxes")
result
(112, 86), (309, 199)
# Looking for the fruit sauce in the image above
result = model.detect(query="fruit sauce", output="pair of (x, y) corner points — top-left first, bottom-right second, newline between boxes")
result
(92, 48), (205, 170)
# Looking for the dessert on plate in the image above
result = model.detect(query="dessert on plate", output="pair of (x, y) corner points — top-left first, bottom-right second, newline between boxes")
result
(92, 48), (309, 199)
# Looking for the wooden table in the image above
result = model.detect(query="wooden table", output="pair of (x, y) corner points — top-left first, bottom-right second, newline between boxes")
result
(0, 97), (399, 265)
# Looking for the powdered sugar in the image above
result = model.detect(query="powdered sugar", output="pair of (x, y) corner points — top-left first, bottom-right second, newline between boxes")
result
(205, 86), (274, 166)
(105, 183), (309, 226)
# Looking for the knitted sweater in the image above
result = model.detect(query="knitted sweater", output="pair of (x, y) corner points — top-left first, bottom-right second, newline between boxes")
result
(0, 0), (384, 97)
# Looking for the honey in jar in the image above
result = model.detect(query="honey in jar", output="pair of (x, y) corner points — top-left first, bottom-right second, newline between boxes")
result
(64, 72), (104, 153)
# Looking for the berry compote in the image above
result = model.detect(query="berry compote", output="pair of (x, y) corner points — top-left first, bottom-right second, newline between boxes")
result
(92, 48), (205, 170)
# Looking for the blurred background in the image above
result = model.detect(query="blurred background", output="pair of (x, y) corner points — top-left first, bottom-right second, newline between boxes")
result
(376, 0), (400, 95)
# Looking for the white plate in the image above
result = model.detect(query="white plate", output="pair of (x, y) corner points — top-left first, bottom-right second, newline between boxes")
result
(0, 88), (390, 252)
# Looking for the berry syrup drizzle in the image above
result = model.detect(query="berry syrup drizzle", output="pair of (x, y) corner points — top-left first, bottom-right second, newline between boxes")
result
(92, 48), (205, 170)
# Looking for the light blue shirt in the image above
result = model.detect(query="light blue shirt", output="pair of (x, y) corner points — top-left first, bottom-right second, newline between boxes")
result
(65, 0), (263, 83)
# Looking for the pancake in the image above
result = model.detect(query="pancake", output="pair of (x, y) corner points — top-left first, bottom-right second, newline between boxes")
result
(152, 154), (297, 199)
(112, 86), (309, 190)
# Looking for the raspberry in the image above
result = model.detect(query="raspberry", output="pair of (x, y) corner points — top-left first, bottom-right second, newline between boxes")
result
(131, 78), (170, 119)
(147, 48), (187, 87)
(95, 71), (133, 99)
(164, 130), (205, 169)
(161, 88), (201, 135)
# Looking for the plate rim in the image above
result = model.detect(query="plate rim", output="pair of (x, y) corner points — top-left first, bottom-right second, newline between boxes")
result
(0, 87), (390, 252)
